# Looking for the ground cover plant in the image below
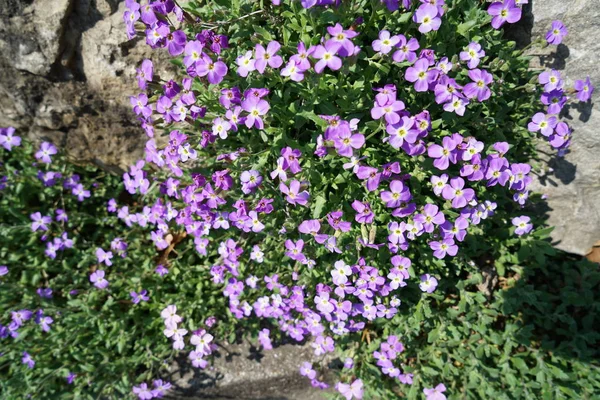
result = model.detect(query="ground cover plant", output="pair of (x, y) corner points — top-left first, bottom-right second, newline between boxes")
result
(1, 0), (599, 398)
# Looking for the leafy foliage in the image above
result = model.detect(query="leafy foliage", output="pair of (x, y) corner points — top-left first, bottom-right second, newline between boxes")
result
(1, 0), (598, 399)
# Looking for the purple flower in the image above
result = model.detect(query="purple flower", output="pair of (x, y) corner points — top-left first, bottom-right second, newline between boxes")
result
(392, 35), (419, 63)
(255, 41), (283, 73)
(166, 30), (187, 56)
(443, 95), (469, 116)
(0, 265), (8, 276)
(512, 215), (533, 235)
(459, 42), (485, 69)
(236, 50), (256, 77)
(420, 274), (439, 293)
(430, 238), (458, 259)
(280, 180), (310, 206)
(136, 59), (153, 90)
(96, 248), (113, 266)
(488, 0), (522, 29)
(133, 383), (153, 400)
(35, 312), (53, 332)
(371, 98), (405, 124)
(196, 55), (228, 85)
(441, 216), (469, 241)
(538, 70), (563, 92)
(300, 362), (317, 379)
(424, 383), (447, 400)
(130, 290), (150, 304)
(35, 142), (58, 164)
(66, 372), (77, 385)
(290, 42), (314, 70)
(442, 177), (475, 208)
(541, 89), (567, 115)
(281, 60), (305, 82)
(155, 265), (169, 276)
(413, 5), (441, 33)
(414, 204), (445, 233)
(380, 180), (410, 208)
(327, 23), (358, 57)
(356, 166), (382, 192)
(428, 136), (458, 170)
(546, 20), (568, 45)
(37, 288), (53, 299)
(72, 183), (91, 202)
(574, 76), (594, 102)
(463, 69), (493, 102)
(343, 357), (354, 369)
(333, 131), (365, 157)
(313, 41), (342, 73)
(258, 328), (273, 350)
(22, 352), (35, 369)
(31, 212), (52, 232)
(386, 117), (418, 149)
(352, 200), (375, 223)
(0, 127), (21, 151)
(240, 170), (263, 194)
(282, 147), (302, 174)
(336, 378), (363, 400)
(405, 58), (436, 92)
(528, 113), (557, 137)
(372, 30), (400, 54)
(242, 96), (270, 129)
(90, 270), (109, 289)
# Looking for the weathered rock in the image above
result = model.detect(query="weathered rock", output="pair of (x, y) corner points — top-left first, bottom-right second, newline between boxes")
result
(0, 0), (173, 172)
(167, 341), (333, 400)
(527, 0), (600, 255)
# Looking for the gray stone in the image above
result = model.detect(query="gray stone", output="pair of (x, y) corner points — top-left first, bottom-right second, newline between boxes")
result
(527, 0), (600, 255)
(0, 0), (173, 172)
(166, 341), (333, 400)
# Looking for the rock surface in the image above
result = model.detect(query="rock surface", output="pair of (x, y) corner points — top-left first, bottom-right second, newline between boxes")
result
(526, 0), (600, 255)
(0, 0), (174, 172)
(166, 341), (332, 400)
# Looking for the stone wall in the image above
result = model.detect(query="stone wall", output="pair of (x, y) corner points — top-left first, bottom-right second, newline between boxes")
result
(0, 0), (173, 172)
(526, 0), (600, 255)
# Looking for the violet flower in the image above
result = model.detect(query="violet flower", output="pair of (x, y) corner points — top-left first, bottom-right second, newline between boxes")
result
(574, 77), (594, 102)
(90, 270), (109, 289)
(429, 239), (458, 259)
(280, 180), (310, 206)
(413, 5), (441, 33)
(424, 383), (447, 400)
(546, 20), (568, 45)
(35, 142), (57, 164)
(313, 41), (342, 73)
(528, 112), (557, 137)
(427, 136), (458, 170)
(31, 212), (52, 232)
(512, 215), (533, 235)
(442, 177), (475, 208)
(236, 50), (256, 77)
(242, 96), (270, 129)
(405, 58), (436, 92)
(392, 35), (419, 63)
(0, 127), (21, 151)
(196, 55), (228, 85)
(463, 69), (493, 102)
(459, 42), (485, 69)
(488, 0), (522, 29)
(372, 30), (400, 54)
(336, 378), (363, 400)
(255, 41), (283, 73)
